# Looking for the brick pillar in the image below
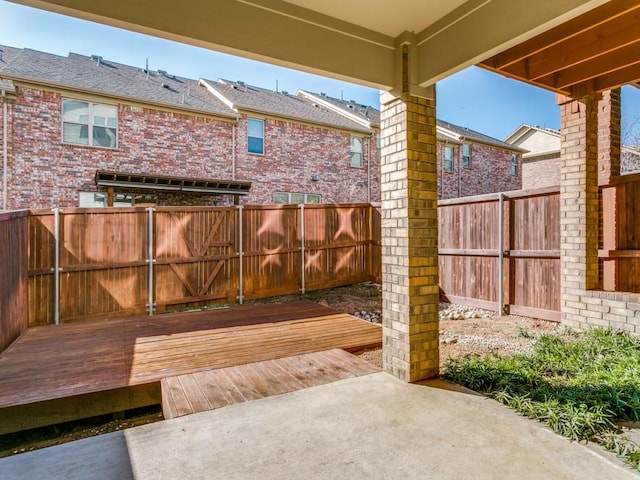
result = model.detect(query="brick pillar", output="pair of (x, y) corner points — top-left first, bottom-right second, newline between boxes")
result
(598, 88), (621, 185)
(558, 95), (599, 329)
(380, 92), (439, 382)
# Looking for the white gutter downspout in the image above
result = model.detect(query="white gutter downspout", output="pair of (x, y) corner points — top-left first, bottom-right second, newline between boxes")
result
(2, 88), (7, 211)
(232, 117), (237, 180)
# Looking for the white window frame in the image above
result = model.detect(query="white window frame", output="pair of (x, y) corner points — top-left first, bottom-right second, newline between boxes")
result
(462, 143), (471, 168)
(511, 154), (519, 176)
(62, 99), (118, 148)
(443, 146), (454, 172)
(247, 117), (265, 155)
(273, 192), (322, 204)
(350, 136), (363, 168)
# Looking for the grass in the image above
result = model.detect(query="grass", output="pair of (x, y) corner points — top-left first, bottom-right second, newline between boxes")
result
(444, 328), (640, 471)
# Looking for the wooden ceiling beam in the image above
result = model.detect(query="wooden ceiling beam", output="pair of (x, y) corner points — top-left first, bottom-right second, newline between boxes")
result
(592, 62), (640, 92)
(539, 41), (640, 89)
(504, 9), (640, 80)
(481, 0), (640, 70)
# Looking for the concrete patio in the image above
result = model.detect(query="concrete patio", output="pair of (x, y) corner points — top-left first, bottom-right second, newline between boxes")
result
(1, 372), (636, 480)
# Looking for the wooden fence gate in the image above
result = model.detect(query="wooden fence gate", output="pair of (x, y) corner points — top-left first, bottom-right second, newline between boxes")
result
(154, 207), (237, 313)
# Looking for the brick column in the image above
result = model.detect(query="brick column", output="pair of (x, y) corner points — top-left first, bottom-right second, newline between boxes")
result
(380, 92), (439, 382)
(598, 88), (621, 185)
(558, 95), (599, 329)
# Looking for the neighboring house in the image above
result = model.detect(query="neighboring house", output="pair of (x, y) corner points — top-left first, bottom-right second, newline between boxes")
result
(0, 44), (523, 210)
(299, 91), (524, 200)
(0, 46), (375, 209)
(203, 80), (378, 205)
(505, 124), (640, 189)
(435, 120), (524, 199)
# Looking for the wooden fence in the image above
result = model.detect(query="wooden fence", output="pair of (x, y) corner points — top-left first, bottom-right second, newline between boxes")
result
(27, 203), (381, 325)
(438, 187), (561, 321)
(13, 176), (640, 332)
(0, 211), (29, 352)
(599, 172), (640, 293)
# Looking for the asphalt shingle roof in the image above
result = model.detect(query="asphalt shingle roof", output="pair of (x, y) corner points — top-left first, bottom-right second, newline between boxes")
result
(300, 90), (380, 128)
(207, 80), (371, 133)
(437, 119), (522, 151)
(0, 45), (234, 118)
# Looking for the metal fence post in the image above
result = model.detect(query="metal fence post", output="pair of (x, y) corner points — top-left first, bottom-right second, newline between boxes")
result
(147, 207), (155, 316)
(237, 205), (244, 304)
(53, 208), (60, 325)
(497, 194), (505, 316)
(300, 204), (305, 294)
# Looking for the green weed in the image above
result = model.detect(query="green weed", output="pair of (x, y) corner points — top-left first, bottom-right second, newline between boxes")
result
(444, 328), (640, 470)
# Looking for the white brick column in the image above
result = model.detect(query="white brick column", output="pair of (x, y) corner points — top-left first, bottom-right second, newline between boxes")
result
(380, 92), (439, 382)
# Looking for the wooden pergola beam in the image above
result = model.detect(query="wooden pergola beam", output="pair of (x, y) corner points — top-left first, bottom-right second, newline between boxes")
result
(484, 0), (640, 70)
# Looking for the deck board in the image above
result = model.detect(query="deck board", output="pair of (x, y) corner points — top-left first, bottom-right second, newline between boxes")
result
(161, 349), (381, 419)
(0, 300), (381, 410)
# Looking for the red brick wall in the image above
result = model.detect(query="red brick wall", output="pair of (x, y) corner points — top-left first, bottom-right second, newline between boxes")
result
(234, 115), (378, 204)
(5, 87), (234, 209)
(4, 86), (380, 209)
(437, 142), (522, 199)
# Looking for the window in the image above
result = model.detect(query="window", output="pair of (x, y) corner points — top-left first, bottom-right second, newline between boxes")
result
(350, 136), (363, 167)
(462, 143), (471, 168)
(247, 118), (264, 154)
(511, 154), (519, 176)
(273, 192), (321, 204)
(63, 99), (117, 148)
(443, 146), (454, 172)
(78, 191), (154, 207)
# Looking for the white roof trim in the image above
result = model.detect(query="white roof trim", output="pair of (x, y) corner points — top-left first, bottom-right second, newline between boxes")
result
(199, 79), (236, 110)
(296, 90), (372, 128)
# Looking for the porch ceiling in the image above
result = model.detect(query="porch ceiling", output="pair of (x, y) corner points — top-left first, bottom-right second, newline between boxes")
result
(10, 0), (606, 95)
(479, 0), (640, 97)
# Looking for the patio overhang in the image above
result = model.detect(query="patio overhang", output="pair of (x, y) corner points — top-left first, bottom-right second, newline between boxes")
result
(479, 1), (640, 97)
(9, 0), (607, 96)
(95, 170), (252, 196)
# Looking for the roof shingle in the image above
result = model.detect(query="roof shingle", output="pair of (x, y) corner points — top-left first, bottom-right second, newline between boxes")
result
(0, 45), (234, 118)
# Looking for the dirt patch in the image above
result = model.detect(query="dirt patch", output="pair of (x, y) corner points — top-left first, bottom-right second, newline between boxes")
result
(249, 282), (573, 370)
(1, 282), (571, 457)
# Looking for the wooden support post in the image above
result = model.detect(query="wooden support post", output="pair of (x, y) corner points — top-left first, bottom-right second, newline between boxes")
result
(601, 186), (619, 291)
(107, 187), (115, 207)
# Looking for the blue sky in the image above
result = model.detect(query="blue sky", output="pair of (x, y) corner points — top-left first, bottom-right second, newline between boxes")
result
(1, 0), (638, 141)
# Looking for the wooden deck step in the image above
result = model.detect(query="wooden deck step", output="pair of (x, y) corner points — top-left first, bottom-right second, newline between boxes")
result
(0, 300), (381, 434)
(161, 349), (380, 419)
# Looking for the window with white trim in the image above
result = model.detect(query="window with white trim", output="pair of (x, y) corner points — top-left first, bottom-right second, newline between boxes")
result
(511, 154), (519, 176)
(273, 192), (321, 204)
(62, 99), (117, 148)
(247, 118), (264, 154)
(462, 143), (471, 168)
(443, 146), (454, 172)
(350, 136), (363, 167)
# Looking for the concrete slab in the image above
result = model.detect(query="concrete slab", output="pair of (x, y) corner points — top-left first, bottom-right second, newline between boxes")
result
(1, 373), (637, 479)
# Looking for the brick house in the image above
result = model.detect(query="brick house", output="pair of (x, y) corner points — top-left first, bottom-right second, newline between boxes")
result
(0, 44), (522, 210)
(505, 122), (640, 189)
(299, 91), (524, 200)
(0, 45), (374, 209)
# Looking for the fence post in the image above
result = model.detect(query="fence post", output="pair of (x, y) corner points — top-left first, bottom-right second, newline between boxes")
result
(300, 204), (305, 294)
(497, 194), (504, 316)
(237, 205), (244, 304)
(53, 208), (60, 325)
(146, 207), (155, 316)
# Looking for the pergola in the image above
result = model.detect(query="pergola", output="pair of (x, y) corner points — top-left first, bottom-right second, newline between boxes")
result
(11, 0), (640, 381)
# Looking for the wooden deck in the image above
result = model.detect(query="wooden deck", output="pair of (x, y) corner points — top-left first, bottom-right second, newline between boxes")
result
(162, 349), (380, 419)
(0, 300), (381, 434)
